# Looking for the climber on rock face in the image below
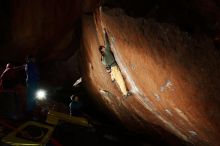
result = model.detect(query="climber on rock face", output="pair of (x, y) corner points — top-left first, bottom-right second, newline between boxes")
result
(99, 29), (131, 98)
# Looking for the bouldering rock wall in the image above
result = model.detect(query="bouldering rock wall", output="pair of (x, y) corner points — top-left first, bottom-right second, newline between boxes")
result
(0, 0), (220, 145)
(81, 7), (220, 146)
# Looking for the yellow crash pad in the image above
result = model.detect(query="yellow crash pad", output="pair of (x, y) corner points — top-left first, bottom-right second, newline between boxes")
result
(2, 121), (54, 146)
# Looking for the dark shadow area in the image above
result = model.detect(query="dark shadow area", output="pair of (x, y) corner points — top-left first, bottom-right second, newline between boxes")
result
(51, 117), (193, 146)
(0, 0), (11, 46)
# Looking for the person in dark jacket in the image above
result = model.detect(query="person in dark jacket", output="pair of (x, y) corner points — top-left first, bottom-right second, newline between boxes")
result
(69, 94), (83, 116)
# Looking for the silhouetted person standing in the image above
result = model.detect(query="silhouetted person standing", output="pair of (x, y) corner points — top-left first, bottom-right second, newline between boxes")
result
(25, 55), (39, 113)
(69, 94), (83, 116)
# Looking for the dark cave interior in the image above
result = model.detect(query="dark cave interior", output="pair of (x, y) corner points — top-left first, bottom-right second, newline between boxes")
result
(0, 0), (220, 146)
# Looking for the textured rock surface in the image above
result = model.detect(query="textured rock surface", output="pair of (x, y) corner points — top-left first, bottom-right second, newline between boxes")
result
(0, 0), (220, 145)
(82, 8), (220, 146)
